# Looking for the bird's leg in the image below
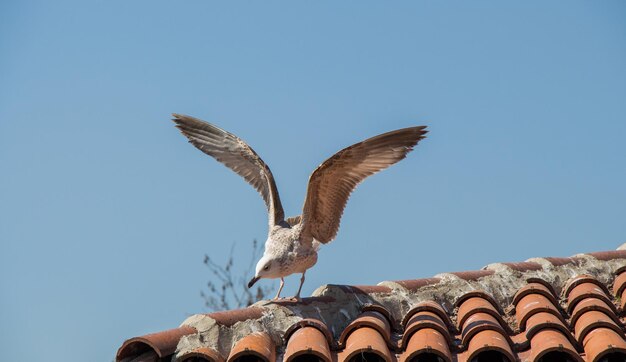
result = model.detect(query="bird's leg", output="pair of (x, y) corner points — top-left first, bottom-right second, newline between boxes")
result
(294, 271), (306, 300)
(274, 278), (285, 300)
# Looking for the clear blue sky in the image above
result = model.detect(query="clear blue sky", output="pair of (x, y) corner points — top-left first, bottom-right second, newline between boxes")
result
(1, 1), (625, 361)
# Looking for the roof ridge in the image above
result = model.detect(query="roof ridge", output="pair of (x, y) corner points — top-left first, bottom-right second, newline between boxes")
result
(116, 248), (626, 362)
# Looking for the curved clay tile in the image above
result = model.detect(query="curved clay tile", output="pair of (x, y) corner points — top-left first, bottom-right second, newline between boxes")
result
(227, 332), (275, 362)
(401, 311), (451, 349)
(499, 261), (543, 272)
(588, 250), (626, 261)
(284, 326), (331, 362)
(612, 271), (626, 298)
(454, 291), (503, 314)
(178, 347), (224, 362)
(524, 312), (574, 345)
(284, 319), (334, 350)
(457, 297), (506, 332)
(391, 277), (441, 292)
(338, 326), (393, 362)
(447, 270), (494, 280)
(465, 329), (515, 362)
(528, 329), (583, 362)
(515, 293), (564, 331)
(525, 277), (559, 297)
(613, 271), (626, 311)
(400, 328), (452, 362)
(338, 311), (392, 349)
(542, 256), (580, 266)
(117, 326), (196, 361)
(401, 301), (454, 331)
(362, 304), (399, 331)
(512, 282), (558, 307)
(207, 307), (265, 327)
(460, 312), (509, 347)
(563, 275), (611, 300)
(573, 310), (622, 343)
(582, 328), (626, 362)
(566, 282), (615, 315)
(570, 297), (620, 328)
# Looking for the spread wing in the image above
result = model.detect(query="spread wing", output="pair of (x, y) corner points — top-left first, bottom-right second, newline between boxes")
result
(172, 114), (285, 225)
(300, 126), (427, 243)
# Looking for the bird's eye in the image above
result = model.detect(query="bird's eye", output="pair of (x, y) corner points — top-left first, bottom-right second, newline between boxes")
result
(263, 265), (269, 271)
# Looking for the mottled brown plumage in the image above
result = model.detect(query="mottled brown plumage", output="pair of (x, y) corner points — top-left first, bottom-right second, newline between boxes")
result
(172, 114), (284, 226)
(172, 114), (427, 299)
(300, 126), (427, 245)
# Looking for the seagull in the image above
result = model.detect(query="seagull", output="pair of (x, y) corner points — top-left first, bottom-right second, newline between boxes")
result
(172, 114), (427, 300)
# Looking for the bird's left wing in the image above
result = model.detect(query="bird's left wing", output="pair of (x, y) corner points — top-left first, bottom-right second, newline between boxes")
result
(299, 126), (427, 244)
(172, 114), (285, 226)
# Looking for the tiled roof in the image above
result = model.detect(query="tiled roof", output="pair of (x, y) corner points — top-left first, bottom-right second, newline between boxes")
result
(117, 248), (626, 362)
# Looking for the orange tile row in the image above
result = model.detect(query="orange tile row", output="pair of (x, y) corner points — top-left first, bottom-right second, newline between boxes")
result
(117, 251), (626, 362)
(568, 274), (626, 362)
(171, 274), (626, 362)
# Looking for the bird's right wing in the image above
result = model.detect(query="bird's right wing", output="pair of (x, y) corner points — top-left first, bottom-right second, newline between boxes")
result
(172, 114), (285, 226)
(300, 126), (427, 244)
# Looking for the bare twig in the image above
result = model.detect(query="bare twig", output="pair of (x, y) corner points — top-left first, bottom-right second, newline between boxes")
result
(201, 239), (274, 311)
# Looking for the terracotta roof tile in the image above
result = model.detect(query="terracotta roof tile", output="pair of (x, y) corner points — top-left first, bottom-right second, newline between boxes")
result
(337, 326), (392, 362)
(514, 293), (564, 331)
(528, 329), (583, 362)
(401, 301), (454, 331)
(284, 318), (334, 349)
(400, 327), (452, 362)
(464, 329), (515, 362)
(498, 261), (543, 272)
(582, 328), (626, 362)
(566, 280), (616, 315)
(401, 310), (451, 349)
(207, 306), (266, 327)
(116, 247), (626, 361)
(389, 277), (440, 292)
(178, 347), (224, 362)
(570, 297), (620, 327)
(338, 311), (393, 349)
(573, 310), (622, 343)
(563, 274), (612, 299)
(454, 290), (503, 314)
(460, 311), (512, 348)
(524, 311), (578, 349)
(117, 326), (196, 361)
(541, 256), (583, 266)
(612, 270), (626, 298)
(457, 296), (508, 333)
(227, 332), (275, 362)
(445, 269), (494, 280)
(512, 282), (559, 307)
(589, 250), (626, 261)
(284, 326), (331, 362)
(524, 277), (559, 298)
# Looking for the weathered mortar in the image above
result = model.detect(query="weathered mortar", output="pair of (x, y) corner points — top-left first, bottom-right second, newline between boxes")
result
(175, 253), (626, 359)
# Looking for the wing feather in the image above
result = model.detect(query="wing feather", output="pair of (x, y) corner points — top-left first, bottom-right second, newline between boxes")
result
(172, 114), (285, 225)
(300, 126), (427, 243)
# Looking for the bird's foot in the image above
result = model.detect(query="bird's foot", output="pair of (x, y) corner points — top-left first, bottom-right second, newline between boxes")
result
(289, 293), (302, 302)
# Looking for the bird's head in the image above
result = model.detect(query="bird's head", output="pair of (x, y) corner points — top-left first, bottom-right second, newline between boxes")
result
(248, 255), (280, 288)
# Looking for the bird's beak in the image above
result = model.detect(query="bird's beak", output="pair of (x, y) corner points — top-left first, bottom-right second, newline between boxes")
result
(247, 276), (260, 288)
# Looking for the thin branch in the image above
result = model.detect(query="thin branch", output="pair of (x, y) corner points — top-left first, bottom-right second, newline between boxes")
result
(201, 240), (274, 311)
